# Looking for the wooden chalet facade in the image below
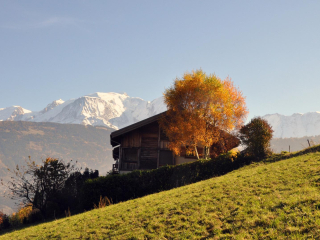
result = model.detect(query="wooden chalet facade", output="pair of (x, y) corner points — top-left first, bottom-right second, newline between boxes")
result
(110, 112), (240, 174)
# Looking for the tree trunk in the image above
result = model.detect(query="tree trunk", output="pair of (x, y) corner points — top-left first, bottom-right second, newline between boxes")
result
(204, 146), (210, 160)
(194, 145), (199, 160)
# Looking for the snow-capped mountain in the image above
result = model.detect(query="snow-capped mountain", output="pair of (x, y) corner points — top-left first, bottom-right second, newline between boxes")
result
(39, 99), (65, 114)
(2, 93), (320, 138)
(263, 112), (320, 138)
(0, 92), (167, 130)
(0, 106), (32, 121)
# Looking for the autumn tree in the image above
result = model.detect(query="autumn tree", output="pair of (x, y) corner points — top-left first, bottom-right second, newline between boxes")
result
(17, 204), (33, 224)
(239, 117), (274, 159)
(160, 69), (248, 159)
(1, 157), (77, 219)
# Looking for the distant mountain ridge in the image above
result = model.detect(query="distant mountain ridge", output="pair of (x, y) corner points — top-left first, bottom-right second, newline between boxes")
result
(0, 92), (167, 130)
(2, 92), (320, 139)
(262, 112), (320, 138)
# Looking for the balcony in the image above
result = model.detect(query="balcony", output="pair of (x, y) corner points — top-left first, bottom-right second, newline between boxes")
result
(120, 162), (138, 171)
(120, 159), (157, 171)
(112, 163), (119, 174)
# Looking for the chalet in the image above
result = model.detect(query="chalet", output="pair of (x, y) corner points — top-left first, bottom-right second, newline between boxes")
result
(110, 111), (239, 174)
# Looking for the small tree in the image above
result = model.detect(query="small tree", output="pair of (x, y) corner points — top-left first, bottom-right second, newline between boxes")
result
(239, 117), (273, 159)
(160, 69), (248, 159)
(1, 157), (77, 219)
(0, 211), (4, 226)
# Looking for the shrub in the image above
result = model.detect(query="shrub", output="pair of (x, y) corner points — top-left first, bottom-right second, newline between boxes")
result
(94, 196), (112, 209)
(17, 204), (33, 224)
(9, 213), (21, 228)
(0, 214), (11, 230)
(27, 209), (42, 223)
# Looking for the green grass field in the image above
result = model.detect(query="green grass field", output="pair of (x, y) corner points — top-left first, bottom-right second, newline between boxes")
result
(2, 152), (320, 239)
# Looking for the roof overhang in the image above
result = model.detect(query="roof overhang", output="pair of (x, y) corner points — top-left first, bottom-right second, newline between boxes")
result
(110, 111), (166, 147)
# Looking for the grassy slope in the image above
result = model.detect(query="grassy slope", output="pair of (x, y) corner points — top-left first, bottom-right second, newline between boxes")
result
(2, 152), (320, 239)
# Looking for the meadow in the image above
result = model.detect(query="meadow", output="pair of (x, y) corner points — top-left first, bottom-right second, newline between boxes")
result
(1, 151), (320, 239)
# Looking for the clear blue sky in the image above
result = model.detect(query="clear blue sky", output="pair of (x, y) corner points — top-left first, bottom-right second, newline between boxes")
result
(1, 1), (320, 120)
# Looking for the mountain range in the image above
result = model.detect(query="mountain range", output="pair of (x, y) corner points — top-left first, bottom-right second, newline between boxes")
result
(0, 92), (166, 130)
(263, 112), (320, 138)
(1, 92), (320, 139)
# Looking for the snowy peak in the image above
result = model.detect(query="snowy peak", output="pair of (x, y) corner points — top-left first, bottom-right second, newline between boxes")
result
(0, 92), (167, 130)
(263, 112), (320, 138)
(48, 96), (121, 128)
(40, 99), (65, 114)
(0, 106), (31, 121)
(87, 92), (129, 101)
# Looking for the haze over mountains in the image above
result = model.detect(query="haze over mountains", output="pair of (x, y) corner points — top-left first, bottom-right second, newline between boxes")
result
(263, 112), (320, 138)
(1, 91), (320, 140)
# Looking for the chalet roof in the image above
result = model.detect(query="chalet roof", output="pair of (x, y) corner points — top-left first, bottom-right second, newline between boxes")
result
(110, 111), (166, 146)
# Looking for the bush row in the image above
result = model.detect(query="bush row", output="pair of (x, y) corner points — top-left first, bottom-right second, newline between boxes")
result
(82, 153), (255, 210)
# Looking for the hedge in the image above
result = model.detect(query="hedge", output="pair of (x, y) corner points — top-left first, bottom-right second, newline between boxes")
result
(81, 153), (255, 210)
(82, 143), (320, 210)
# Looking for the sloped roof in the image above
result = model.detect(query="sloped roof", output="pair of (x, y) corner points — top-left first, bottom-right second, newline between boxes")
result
(110, 111), (166, 146)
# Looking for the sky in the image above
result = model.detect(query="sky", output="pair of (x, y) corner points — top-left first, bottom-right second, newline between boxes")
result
(1, 1), (320, 120)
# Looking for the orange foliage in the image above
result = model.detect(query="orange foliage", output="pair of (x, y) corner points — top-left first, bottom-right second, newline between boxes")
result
(0, 211), (4, 225)
(17, 204), (33, 222)
(160, 69), (248, 159)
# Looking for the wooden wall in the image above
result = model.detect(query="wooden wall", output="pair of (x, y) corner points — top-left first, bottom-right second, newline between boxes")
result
(117, 120), (240, 172)
(140, 122), (158, 169)
(121, 122), (165, 170)
(121, 129), (140, 148)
